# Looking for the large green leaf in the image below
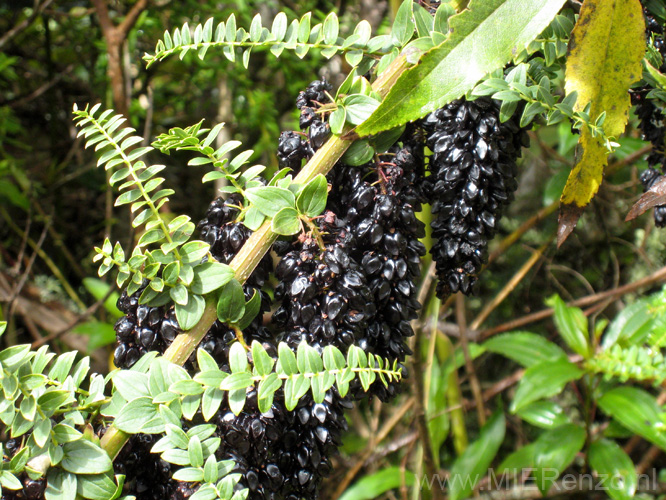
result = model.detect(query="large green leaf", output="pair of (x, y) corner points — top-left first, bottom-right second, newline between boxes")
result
(338, 467), (415, 500)
(510, 357), (583, 413)
(356, 0), (566, 136)
(589, 439), (637, 500)
(449, 411), (505, 500)
(483, 331), (566, 367)
(533, 424), (586, 496)
(598, 386), (666, 450)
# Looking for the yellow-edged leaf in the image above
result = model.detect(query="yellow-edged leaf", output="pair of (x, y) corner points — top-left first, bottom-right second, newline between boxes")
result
(557, 0), (644, 246)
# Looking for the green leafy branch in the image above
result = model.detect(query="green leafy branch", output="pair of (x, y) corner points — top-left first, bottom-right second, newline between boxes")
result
(141, 5), (450, 74)
(110, 341), (402, 436)
(586, 345), (666, 386)
(73, 105), (240, 331)
(0, 341), (124, 499)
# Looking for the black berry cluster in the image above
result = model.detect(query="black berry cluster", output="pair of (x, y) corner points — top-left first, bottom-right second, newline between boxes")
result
(634, 6), (666, 226)
(422, 96), (529, 297)
(113, 434), (188, 500)
(113, 284), (180, 369)
(215, 387), (351, 500)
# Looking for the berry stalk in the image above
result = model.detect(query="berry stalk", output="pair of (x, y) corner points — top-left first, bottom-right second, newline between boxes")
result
(100, 52), (414, 459)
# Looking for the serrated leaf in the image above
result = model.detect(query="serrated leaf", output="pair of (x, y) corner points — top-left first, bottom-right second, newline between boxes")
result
(510, 358), (583, 413)
(598, 386), (666, 450)
(356, 0), (567, 137)
(515, 401), (571, 429)
(557, 0), (644, 246)
(589, 439), (637, 500)
(483, 331), (567, 367)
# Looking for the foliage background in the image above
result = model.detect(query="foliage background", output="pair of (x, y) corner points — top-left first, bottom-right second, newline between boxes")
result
(2, 1), (666, 499)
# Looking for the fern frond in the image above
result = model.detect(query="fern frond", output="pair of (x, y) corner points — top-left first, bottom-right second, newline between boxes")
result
(586, 345), (666, 385)
(143, 12), (402, 70)
(73, 104), (180, 257)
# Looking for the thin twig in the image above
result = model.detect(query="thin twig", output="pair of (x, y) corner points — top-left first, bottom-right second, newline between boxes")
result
(479, 265), (666, 340)
(7, 219), (51, 321)
(332, 398), (415, 499)
(31, 285), (117, 348)
(457, 294), (486, 426)
(1, 206), (86, 310)
(487, 201), (558, 266)
(470, 242), (550, 332)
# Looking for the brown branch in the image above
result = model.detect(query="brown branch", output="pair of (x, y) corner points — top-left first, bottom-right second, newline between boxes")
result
(470, 242), (550, 331)
(0, 0), (55, 50)
(91, 0), (150, 117)
(479, 265), (666, 340)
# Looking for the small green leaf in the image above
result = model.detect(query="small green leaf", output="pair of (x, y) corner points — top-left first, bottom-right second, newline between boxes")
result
(114, 397), (160, 434)
(236, 290), (261, 331)
(515, 401), (571, 429)
(189, 436), (204, 468)
(229, 342), (248, 374)
(329, 106), (347, 135)
(284, 375), (310, 411)
(343, 94), (381, 125)
(180, 240), (211, 265)
(342, 140), (374, 166)
(245, 186), (295, 217)
(45, 469), (77, 500)
(271, 207), (301, 236)
(251, 341), (274, 376)
(243, 206), (265, 231)
(217, 279), (246, 324)
(392, 0), (415, 47)
(62, 440), (113, 474)
(190, 262), (235, 295)
(602, 299), (654, 349)
(175, 293), (206, 331)
(76, 473), (118, 500)
(323, 12), (339, 45)
(277, 343), (298, 376)
(296, 174), (328, 218)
